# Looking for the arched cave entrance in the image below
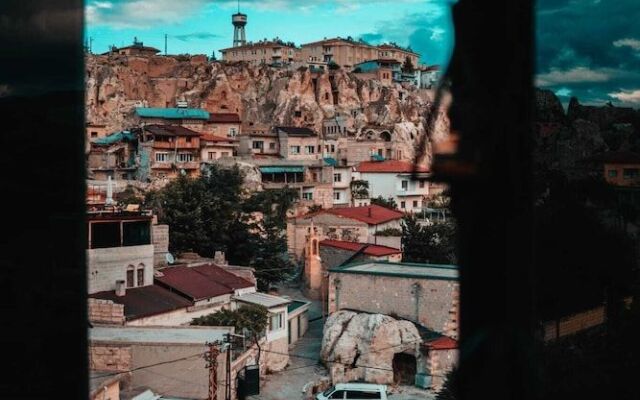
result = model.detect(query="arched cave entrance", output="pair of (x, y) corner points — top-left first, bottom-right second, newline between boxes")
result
(380, 131), (392, 142)
(392, 352), (417, 385)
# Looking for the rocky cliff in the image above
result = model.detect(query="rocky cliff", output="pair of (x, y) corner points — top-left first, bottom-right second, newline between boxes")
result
(86, 54), (449, 161)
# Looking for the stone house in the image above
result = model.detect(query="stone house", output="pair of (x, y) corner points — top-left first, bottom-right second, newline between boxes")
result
(103, 39), (161, 57)
(200, 134), (238, 161)
(139, 124), (202, 180)
(356, 160), (431, 213)
(275, 126), (321, 161)
(352, 59), (401, 84)
(204, 112), (241, 138)
(134, 106), (210, 131)
(87, 210), (155, 295)
(287, 204), (404, 261)
(220, 39), (298, 66)
(237, 130), (280, 156)
(286, 299), (312, 347)
(327, 261), (459, 339)
(580, 151), (640, 187)
(87, 130), (138, 181)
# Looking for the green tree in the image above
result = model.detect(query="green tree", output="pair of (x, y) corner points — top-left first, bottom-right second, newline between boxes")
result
(116, 184), (143, 206)
(191, 304), (269, 363)
(371, 195), (398, 210)
(435, 367), (459, 400)
(401, 215), (457, 264)
(327, 61), (340, 70)
(350, 180), (370, 205)
(402, 56), (415, 73)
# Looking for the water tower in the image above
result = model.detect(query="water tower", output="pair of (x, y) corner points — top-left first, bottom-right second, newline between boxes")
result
(232, 12), (247, 47)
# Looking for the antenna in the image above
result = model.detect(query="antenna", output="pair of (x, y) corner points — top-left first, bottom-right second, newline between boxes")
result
(164, 33), (168, 55)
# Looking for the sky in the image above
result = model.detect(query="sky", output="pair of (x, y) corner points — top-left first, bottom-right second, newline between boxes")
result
(85, 0), (456, 67)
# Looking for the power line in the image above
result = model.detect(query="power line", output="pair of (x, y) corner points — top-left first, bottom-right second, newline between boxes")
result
(89, 351), (205, 380)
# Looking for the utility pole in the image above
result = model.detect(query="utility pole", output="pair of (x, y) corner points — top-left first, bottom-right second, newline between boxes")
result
(165, 33), (168, 55)
(204, 341), (222, 400)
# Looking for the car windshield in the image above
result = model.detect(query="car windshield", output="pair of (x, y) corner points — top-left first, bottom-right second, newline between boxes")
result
(322, 387), (335, 396)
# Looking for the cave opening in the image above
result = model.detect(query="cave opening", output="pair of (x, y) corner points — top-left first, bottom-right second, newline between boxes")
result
(392, 352), (417, 385)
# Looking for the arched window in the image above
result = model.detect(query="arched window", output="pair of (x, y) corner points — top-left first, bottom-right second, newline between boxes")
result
(380, 131), (392, 142)
(312, 239), (318, 255)
(136, 263), (145, 287)
(126, 265), (135, 288)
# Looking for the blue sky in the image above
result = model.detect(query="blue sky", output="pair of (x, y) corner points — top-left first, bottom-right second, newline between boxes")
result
(85, 0), (455, 67)
(85, 0), (640, 107)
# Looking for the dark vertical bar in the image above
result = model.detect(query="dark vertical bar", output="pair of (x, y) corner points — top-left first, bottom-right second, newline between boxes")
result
(0, 0), (87, 398)
(438, 0), (536, 399)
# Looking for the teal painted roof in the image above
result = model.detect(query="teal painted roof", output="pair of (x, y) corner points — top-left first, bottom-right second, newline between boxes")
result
(287, 300), (310, 313)
(259, 166), (304, 173)
(93, 131), (137, 145)
(330, 260), (459, 281)
(135, 107), (210, 120)
(323, 157), (337, 166)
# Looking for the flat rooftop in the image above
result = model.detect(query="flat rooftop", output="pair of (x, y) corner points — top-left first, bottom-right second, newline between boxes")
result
(330, 261), (459, 280)
(89, 326), (232, 345)
(234, 292), (292, 308)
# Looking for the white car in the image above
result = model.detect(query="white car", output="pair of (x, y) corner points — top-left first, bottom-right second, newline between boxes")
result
(316, 383), (388, 400)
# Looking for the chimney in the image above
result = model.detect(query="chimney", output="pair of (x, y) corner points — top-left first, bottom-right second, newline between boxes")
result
(213, 251), (228, 266)
(115, 280), (126, 297)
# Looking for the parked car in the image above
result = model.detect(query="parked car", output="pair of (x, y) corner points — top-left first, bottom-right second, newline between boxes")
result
(316, 383), (388, 400)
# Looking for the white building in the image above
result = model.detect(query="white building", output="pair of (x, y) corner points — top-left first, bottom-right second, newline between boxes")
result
(355, 160), (431, 213)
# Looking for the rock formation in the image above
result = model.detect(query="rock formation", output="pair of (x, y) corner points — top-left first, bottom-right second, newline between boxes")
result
(320, 310), (424, 385)
(86, 54), (450, 163)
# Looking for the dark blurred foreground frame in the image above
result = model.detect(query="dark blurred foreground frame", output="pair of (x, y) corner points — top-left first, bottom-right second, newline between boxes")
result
(0, 0), (535, 398)
(436, 1), (537, 400)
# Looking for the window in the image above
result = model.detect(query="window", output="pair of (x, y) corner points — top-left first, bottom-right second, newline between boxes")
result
(221, 152), (229, 158)
(126, 267), (134, 288)
(608, 169), (618, 177)
(303, 192), (313, 200)
(334, 192), (341, 200)
(155, 152), (168, 162)
(186, 137), (192, 143)
(228, 127), (238, 137)
(136, 266), (144, 286)
(329, 391), (345, 399)
(268, 312), (284, 332)
(401, 180), (408, 191)
(317, 145), (322, 152)
(90, 131), (98, 138)
(269, 142), (276, 150)
(334, 173), (342, 183)
(378, 149), (383, 156)
(346, 391), (381, 399)
(290, 146), (301, 154)
(306, 145), (315, 154)
(177, 153), (193, 162)
(413, 200), (418, 208)
(331, 144), (336, 153)
(401, 201), (406, 209)
(208, 152), (216, 160)
(419, 180), (426, 188)
(252, 141), (264, 150)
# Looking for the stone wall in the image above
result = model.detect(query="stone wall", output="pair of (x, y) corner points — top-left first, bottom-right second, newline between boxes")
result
(87, 244), (155, 294)
(542, 305), (606, 342)
(89, 344), (132, 372)
(88, 298), (125, 325)
(152, 224), (169, 268)
(328, 273), (459, 338)
(426, 348), (458, 391)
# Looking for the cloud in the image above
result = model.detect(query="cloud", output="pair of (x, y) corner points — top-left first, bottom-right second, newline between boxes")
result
(613, 38), (640, 51)
(555, 87), (572, 97)
(173, 32), (220, 42)
(536, 67), (611, 86)
(608, 89), (640, 104)
(86, 0), (211, 28)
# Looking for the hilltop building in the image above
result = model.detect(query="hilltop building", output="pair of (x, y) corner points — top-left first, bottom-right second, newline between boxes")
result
(220, 39), (298, 67)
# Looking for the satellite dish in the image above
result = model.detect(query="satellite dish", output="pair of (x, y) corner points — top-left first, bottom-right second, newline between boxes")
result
(166, 253), (175, 265)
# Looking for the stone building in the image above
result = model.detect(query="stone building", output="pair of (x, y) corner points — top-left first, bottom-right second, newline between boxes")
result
(103, 38), (161, 57)
(352, 59), (401, 85)
(134, 107), (210, 131)
(327, 261), (459, 339)
(200, 134), (238, 161)
(275, 126), (321, 161)
(220, 39), (298, 66)
(87, 130), (139, 181)
(87, 210), (155, 295)
(287, 204), (404, 261)
(204, 112), (241, 138)
(355, 160), (431, 213)
(139, 124), (202, 180)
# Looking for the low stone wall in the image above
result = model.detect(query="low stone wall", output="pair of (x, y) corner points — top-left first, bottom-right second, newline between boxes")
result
(88, 298), (125, 325)
(542, 305), (606, 342)
(89, 344), (131, 372)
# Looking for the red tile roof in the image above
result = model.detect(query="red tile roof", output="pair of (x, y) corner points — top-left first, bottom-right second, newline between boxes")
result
(154, 264), (254, 301)
(316, 204), (404, 225)
(201, 134), (237, 143)
(208, 113), (241, 123)
(425, 336), (458, 350)
(320, 239), (401, 256)
(356, 160), (430, 173)
(90, 285), (192, 321)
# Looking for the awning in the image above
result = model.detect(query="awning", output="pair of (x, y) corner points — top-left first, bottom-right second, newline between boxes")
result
(371, 154), (385, 161)
(259, 166), (304, 174)
(323, 157), (337, 166)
